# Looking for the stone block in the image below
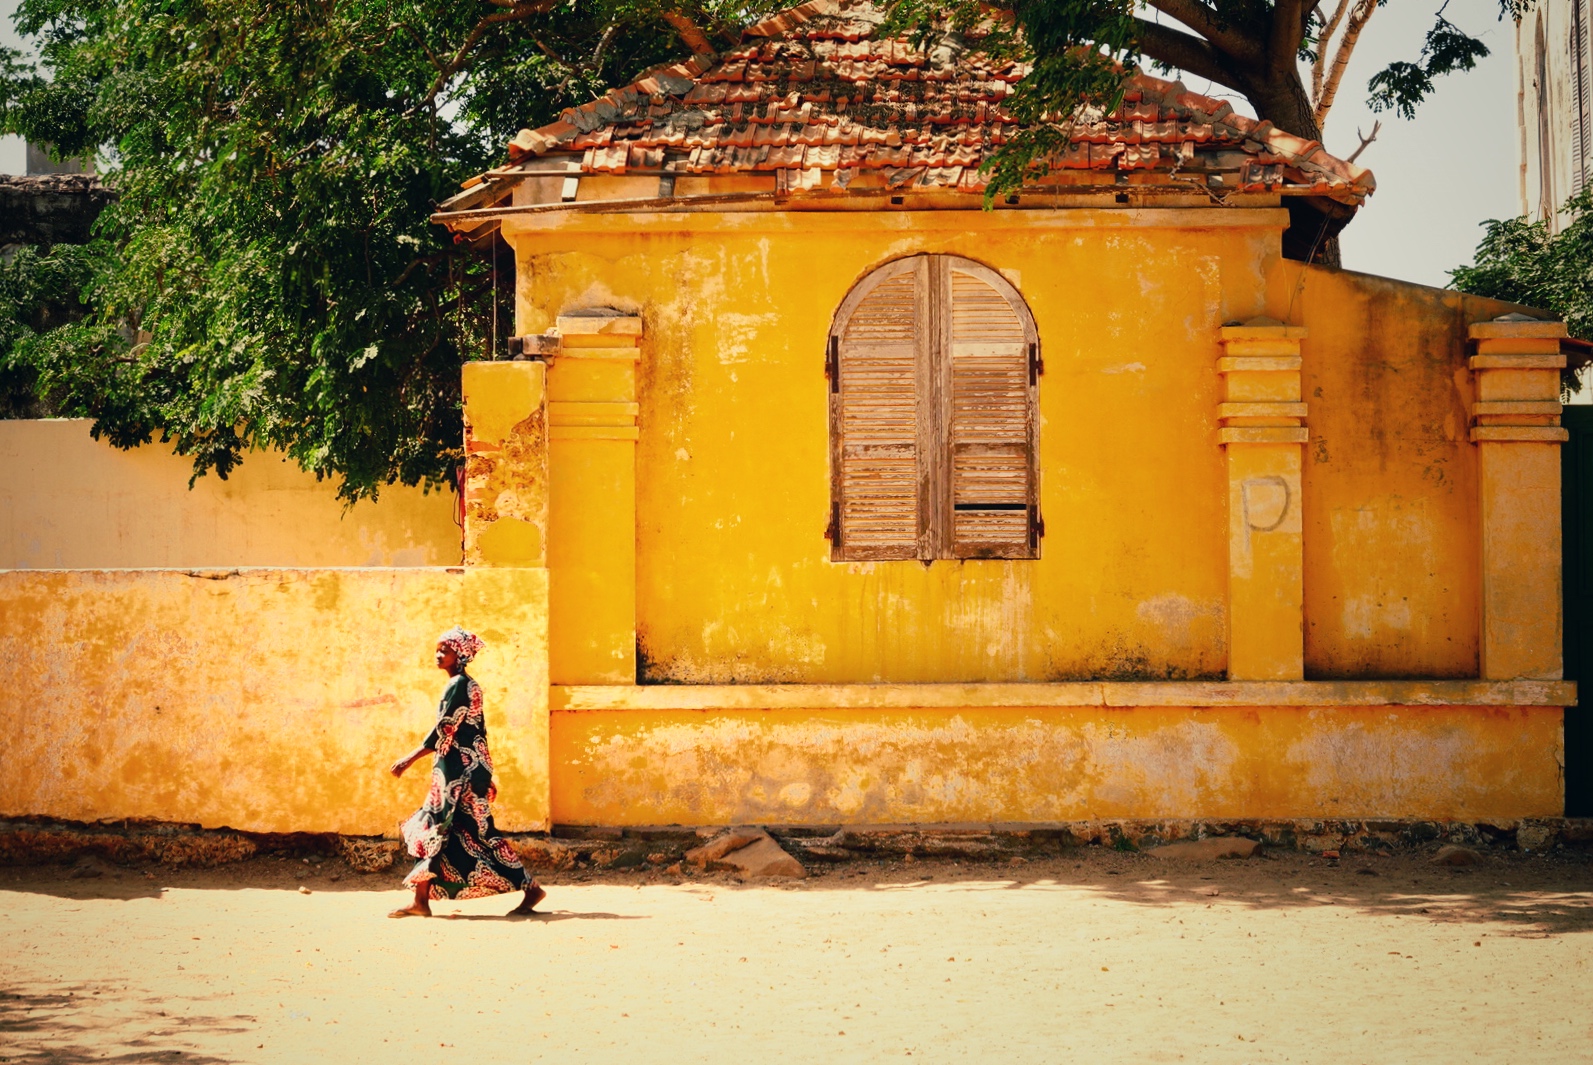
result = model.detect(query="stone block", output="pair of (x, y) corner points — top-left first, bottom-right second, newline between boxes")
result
(1147, 837), (1261, 860)
(339, 837), (399, 873)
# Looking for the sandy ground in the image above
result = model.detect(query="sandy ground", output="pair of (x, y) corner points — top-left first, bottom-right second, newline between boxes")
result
(1, 848), (1590, 1064)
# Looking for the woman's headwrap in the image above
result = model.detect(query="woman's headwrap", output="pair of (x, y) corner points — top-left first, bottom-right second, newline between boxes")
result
(437, 626), (484, 666)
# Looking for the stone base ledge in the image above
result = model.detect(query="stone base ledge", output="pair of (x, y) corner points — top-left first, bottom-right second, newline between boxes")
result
(9, 817), (1589, 873)
(553, 679), (1577, 711)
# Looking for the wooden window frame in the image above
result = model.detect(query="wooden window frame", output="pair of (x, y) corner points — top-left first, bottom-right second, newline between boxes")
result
(827, 254), (1042, 562)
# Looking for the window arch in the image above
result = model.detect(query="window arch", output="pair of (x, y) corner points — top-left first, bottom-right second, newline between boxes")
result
(826, 254), (1041, 561)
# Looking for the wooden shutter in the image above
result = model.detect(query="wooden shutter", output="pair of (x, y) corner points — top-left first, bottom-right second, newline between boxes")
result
(1577, 0), (1592, 193)
(946, 261), (1038, 559)
(831, 260), (922, 559)
(829, 255), (1039, 561)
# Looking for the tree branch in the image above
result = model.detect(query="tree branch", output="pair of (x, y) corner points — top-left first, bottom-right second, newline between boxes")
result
(407, 0), (561, 117)
(662, 11), (715, 55)
(1311, 0), (1351, 104)
(1268, 0), (1312, 84)
(1344, 118), (1380, 162)
(1133, 18), (1243, 93)
(1143, 0), (1264, 67)
(1314, 0), (1376, 127)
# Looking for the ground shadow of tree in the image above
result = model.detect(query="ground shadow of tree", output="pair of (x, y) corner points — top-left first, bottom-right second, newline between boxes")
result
(797, 851), (1593, 937)
(0, 982), (252, 1064)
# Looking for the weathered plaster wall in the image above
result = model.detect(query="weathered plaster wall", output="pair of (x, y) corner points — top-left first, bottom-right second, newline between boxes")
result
(506, 210), (1522, 685)
(549, 700), (1565, 825)
(1277, 267), (1531, 678)
(0, 420), (460, 569)
(511, 208), (1283, 684)
(0, 567), (549, 834)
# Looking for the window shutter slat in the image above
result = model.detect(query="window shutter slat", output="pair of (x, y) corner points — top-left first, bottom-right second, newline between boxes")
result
(948, 266), (1035, 559)
(836, 270), (920, 559)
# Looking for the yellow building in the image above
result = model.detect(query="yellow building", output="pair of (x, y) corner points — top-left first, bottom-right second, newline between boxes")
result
(0, 0), (1577, 837)
(436, 0), (1577, 828)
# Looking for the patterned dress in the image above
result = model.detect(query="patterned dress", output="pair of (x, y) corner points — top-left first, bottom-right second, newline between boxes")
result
(401, 673), (532, 900)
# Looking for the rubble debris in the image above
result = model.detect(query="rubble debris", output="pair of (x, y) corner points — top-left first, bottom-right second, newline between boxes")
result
(339, 838), (400, 873)
(1147, 838), (1261, 860)
(1431, 844), (1483, 866)
(685, 828), (806, 879)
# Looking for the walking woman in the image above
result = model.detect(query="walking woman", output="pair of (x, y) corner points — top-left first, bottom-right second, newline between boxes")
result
(388, 626), (546, 918)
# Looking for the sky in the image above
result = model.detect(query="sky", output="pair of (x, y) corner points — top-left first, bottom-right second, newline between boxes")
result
(0, 0), (1525, 287)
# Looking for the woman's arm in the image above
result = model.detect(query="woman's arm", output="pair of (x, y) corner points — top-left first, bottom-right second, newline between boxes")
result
(389, 744), (432, 778)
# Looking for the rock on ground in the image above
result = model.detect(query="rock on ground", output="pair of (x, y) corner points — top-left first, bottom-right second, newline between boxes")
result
(685, 828), (806, 879)
(338, 838), (399, 873)
(1147, 838), (1261, 860)
(1432, 844), (1483, 866)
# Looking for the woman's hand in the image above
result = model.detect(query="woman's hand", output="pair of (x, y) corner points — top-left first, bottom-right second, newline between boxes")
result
(389, 745), (430, 778)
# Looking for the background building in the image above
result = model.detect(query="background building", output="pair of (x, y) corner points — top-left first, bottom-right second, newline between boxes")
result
(1519, 0), (1593, 229)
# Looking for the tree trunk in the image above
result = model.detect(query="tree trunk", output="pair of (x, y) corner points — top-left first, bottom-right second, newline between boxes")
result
(1237, 69), (1344, 266)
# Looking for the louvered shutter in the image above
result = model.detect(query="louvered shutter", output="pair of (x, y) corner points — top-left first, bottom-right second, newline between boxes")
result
(1578, 0), (1593, 192)
(946, 262), (1038, 559)
(831, 261), (922, 559)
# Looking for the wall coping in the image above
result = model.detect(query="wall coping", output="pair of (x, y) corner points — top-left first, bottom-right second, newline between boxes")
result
(501, 206), (1294, 237)
(553, 679), (1576, 711)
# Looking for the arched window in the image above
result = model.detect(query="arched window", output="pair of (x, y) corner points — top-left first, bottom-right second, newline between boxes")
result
(826, 254), (1041, 561)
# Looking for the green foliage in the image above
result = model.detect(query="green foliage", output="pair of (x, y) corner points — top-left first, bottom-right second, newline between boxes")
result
(0, 241), (111, 417)
(0, 0), (1533, 494)
(0, 0), (770, 500)
(887, 0), (1521, 198)
(1450, 189), (1593, 393)
(1366, 15), (1491, 120)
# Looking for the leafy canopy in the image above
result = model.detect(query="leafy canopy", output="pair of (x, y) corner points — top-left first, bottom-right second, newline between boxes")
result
(885, 0), (1531, 185)
(1451, 188), (1593, 364)
(0, 0), (774, 501)
(0, 0), (1532, 498)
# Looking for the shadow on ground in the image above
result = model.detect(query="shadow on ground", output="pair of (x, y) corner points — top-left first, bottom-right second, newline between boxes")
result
(0, 983), (250, 1064)
(4, 850), (1591, 937)
(807, 850), (1593, 937)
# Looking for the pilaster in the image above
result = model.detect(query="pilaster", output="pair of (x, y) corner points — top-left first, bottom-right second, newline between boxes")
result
(461, 360), (547, 566)
(1468, 318), (1570, 680)
(1217, 318), (1308, 680)
(546, 314), (641, 684)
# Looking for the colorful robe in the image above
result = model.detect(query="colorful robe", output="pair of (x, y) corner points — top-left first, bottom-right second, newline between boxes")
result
(401, 673), (532, 899)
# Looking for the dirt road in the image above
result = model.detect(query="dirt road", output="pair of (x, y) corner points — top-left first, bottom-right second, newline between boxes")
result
(2, 849), (1590, 1064)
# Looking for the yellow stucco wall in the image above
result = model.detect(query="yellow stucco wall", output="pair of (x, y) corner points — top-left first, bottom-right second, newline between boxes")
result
(506, 211), (1531, 686)
(1276, 267), (1530, 678)
(0, 567), (549, 834)
(0, 419), (461, 569)
(550, 701), (1564, 825)
(511, 209), (1285, 684)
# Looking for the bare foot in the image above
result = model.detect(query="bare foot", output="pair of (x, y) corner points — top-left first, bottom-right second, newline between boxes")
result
(388, 904), (431, 918)
(506, 884), (546, 916)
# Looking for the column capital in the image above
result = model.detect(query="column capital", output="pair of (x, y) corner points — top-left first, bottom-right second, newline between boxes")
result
(1217, 317), (1307, 444)
(1467, 318), (1569, 445)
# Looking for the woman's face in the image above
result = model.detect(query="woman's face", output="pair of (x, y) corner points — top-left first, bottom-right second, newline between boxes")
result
(435, 642), (459, 672)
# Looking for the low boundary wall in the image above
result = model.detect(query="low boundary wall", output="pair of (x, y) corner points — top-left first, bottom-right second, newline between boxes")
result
(0, 568), (550, 834)
(550, 682), (1574, 825)
(0, 569), (1573, 831)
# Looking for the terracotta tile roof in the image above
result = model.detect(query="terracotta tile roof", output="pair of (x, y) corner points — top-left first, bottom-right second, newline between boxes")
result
(445, 0), (1373, 211)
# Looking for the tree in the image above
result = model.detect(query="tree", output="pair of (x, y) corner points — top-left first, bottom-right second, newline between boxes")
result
(1450, 187), (1593, 391)
(0, 0), (774, 500)
(885, 0), (1524, 192)
(0, 0), (1529, 498)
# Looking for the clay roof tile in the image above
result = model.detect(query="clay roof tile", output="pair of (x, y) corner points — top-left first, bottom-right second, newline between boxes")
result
(477, 0), (1372, 206)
